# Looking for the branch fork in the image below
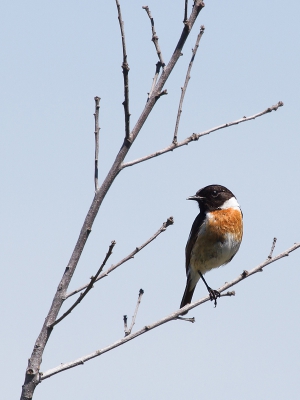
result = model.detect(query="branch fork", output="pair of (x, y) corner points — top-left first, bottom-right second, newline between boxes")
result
(40, 242), (300, 380)
(124, 289), (145, 336)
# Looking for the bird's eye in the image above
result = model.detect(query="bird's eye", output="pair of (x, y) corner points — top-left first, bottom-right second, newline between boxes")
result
(212, 190), (218, 197)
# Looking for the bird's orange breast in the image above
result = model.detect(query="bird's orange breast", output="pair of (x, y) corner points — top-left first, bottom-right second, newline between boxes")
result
(207, 208), (243, 242)
(189, 207), (243, 275)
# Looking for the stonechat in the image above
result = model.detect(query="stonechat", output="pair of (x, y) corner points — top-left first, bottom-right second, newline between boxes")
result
(180, 184), (243, 312)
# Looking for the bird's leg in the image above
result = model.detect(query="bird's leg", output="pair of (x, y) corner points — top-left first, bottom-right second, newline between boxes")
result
(198, 271), (220, 307)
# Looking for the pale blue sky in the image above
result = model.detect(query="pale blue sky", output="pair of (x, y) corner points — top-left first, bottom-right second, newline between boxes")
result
(1, 1), (300, 399)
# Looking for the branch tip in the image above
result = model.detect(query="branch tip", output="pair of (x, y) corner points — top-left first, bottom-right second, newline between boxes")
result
(66, 219), (174, 299)
(268, 237), (277, 259)
(93, 97), (101, 190)
(176, 316), (195, 323)
(122, 101), (284, 169)
(144, 4), (166, 100)
(116, 0), (131, 139)
(173, 24), (205, 143)
(165, 216), (174, 227)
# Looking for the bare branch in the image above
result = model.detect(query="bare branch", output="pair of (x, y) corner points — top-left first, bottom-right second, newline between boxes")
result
(142, 5), (166, 100)
(41, 242), (300, 380)
(94, 97), (100, 191)
(121, 101), (284, 169)
(173, 25), (205, 144)
(65, 217), (174, 299)
(50, 241), (116, 328)
(268, 237), (277, 259)
(124, 289), (145, 336)
(142, 6), (165, 68)
(116, 0), (131, 140)
(20, 3), (208, 396)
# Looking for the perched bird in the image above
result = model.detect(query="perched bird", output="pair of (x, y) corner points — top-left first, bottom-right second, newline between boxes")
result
(180, 184), (243, 312)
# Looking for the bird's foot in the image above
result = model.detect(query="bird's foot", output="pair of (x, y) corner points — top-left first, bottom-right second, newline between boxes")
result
(208, 287), (220, 307)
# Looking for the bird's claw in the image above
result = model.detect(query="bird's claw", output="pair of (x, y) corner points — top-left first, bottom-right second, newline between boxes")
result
(208, 287), (220, 307)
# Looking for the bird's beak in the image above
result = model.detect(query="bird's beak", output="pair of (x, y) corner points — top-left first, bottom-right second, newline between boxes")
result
(187, 195), (204, 201)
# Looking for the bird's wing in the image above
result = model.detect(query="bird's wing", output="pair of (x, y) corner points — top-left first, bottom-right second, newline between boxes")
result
(185, 211), (205, 274)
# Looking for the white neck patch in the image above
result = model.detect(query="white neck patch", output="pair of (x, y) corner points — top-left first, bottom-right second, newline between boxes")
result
(219, 196), (240, 210)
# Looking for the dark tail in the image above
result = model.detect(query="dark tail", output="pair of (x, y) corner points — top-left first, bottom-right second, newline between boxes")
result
(179, 280), (196, 315)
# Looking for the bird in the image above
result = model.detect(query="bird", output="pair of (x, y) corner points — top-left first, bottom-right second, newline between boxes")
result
(180, 184), (243, 313)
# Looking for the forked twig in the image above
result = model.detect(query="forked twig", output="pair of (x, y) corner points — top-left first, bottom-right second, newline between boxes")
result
(94, 97), (100, 191)
(116, 0), (130, 140)
(65, 217), (174, 299)
(41, 242), (300, 380)
(49, 241), (116, 328)
(121, 101), (284, 169)
(173, 25), (205, 144)
(143, 5), (165, 100)
(124, 289), (145, 336)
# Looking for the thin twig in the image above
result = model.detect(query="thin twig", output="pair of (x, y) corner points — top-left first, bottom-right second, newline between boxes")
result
(184, 0), (188, 23)
(41, 242), (300, 380)
(123, 315), (128, 335)
(121, 101), (284, 169)
(142, 6), (165, 68)
(143, 5), (166, 100)
(124, 289), (145, 336)
(116, 0), (130, 140)
(49, 241), (116, 328)
(148, 61), (163, 101)
(65, 217), (174, 299)
(268, 237), (277, 259)
(94, 97), (100, 191)
(176, 316), (195, 322)
(173, 25), (205, 144)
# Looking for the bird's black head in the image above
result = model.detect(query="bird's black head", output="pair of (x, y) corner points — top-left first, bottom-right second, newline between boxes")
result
(188, 184), (236, 212)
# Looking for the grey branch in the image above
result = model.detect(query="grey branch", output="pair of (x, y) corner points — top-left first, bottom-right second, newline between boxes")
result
(49, 241), (116, 328)
(173, 25), (205, 144)
(65, 217), (174, 299)
(41, 242), (300, 380)
(268, 237), (277, 259)
(142, 6), (165, 68)
(94, 97), (100, 191)
(116, 0), (131, 140)
(121, 101), (284, 169)
(124, 289), (145, 336)
(143, 5), (166, 100)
